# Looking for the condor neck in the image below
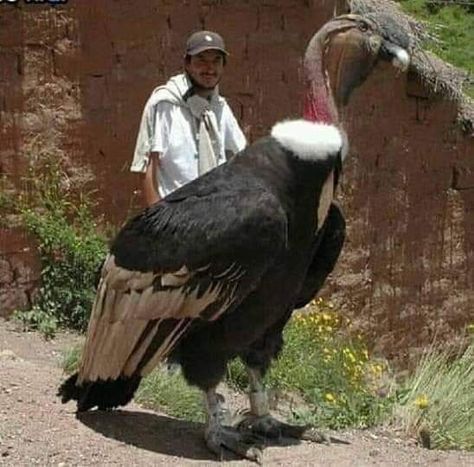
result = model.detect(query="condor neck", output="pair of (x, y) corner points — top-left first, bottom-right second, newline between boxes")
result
(302, 34), (338, 125)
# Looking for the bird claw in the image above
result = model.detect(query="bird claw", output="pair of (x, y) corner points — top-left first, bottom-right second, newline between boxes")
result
(237, 414), (333, 445)
(205, 425), (264, 464)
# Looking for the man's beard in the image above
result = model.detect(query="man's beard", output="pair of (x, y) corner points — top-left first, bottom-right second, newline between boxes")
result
(187, 73), (220, 92)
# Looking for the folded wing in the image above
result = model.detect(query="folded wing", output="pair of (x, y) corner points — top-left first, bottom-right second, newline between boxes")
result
(77, 179), (288, 385)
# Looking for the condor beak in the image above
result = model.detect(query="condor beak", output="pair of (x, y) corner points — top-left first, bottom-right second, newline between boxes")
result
(380, 40), (410, 72)
(325, 27), (381, 106)
(325, 29), (410, 106)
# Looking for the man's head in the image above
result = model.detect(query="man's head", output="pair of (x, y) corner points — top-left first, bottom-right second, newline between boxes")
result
(184, 31), (228, 91)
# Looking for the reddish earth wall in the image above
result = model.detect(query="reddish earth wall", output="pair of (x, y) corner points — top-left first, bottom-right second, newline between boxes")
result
(336, 65), (474, 362)
(0, 1), (472, 360)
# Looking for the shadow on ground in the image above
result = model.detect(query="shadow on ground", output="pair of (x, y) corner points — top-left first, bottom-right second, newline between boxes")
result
(77, 409), (321, 462)
(78, 410), (216, 461)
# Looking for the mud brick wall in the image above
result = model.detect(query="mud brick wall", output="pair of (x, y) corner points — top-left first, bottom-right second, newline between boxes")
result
(335, 64), (474, 363)
(0, 229), (40, 317)
(0, 0), (472, 361)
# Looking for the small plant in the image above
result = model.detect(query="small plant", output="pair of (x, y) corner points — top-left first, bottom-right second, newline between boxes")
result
(136, 367), (206, 423)
(13, 305), (59, 340)
(60, 343), (83, 375)
(14, 151), (108, 336)
(20, 202), (107, 332)
(227, 298), (393, 429)
(391, 337), (474, 450)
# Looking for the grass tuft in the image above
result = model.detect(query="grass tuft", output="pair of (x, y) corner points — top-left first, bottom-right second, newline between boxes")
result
(136, 367), (206, 423)
(60, 343), (83, 375)
(227, 299), (393, 429)
(391, 338), (474, 450)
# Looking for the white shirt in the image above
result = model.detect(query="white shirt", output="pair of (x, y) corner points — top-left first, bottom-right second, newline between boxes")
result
(131, 75), (246, 198)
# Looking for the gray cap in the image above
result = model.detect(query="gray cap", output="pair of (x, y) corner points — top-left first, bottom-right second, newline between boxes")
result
(185, 31), (229, 57)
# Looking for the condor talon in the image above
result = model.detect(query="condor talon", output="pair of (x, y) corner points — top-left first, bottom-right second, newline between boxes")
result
(204, 388), (264, 463)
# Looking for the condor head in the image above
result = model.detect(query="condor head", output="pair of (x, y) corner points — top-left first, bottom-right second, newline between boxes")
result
(305, 13), (411, 107)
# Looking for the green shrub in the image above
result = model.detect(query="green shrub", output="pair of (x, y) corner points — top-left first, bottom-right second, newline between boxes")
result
(21, 203), (107, 332)
(14, 153), (108, 336)
(391, 338), (474, 450)
(227, 299), (394, 429)
(14, 305), (59, 340)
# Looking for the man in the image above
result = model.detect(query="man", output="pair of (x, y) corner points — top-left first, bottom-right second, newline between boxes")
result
(131, 31), (247, 206)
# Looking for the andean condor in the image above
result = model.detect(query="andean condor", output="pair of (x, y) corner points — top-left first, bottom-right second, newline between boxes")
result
(59, 13), (411, 463)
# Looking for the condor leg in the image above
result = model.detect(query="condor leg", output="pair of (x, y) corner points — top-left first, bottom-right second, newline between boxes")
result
(204, 387), (264, 464)
(237, 367), (331, 444)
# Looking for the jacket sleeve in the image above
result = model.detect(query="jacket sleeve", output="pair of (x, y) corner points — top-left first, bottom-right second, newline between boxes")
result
(130, 93), (157, 173)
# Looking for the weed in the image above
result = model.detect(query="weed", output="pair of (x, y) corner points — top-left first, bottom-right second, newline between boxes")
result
(60, 343), (84, 375)
(13, 305), (59, 340)
(136, 367), (206, 423)
(391, 338), (474, 450)
(14, 151), (108, 336)
(227, 299), (393, 429)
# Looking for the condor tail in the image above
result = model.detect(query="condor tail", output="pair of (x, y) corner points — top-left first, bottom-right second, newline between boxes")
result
(58, 372), (141, 412)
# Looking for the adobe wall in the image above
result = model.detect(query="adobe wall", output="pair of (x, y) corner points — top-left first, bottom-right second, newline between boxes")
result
(0, 1), (472, 360)
(336, 65), (473, 363)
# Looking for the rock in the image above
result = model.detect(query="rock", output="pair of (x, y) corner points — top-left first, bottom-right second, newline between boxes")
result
(419, 428), (432, 449)
(0, 349), (18, 360)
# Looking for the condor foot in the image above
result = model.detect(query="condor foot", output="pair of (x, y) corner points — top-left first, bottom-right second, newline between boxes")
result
(237, 414), (333, 444)
(205, 424), (264, 464)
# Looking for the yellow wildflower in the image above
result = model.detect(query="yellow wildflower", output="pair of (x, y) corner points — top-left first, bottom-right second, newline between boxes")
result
(325, 393), (335, 402)
(414, 394), (429, 409)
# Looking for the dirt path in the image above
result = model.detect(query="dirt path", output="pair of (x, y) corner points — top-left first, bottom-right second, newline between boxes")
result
(0, 318), (472, 466)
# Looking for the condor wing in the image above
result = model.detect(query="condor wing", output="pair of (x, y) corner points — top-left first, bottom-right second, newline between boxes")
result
(77, 182), (287, 384)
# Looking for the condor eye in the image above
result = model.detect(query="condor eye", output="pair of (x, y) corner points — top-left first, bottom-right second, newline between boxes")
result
(358, 21), (369, 32)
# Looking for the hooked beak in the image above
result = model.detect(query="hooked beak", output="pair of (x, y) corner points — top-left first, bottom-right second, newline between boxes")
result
(305, 14), (412, 108)
(380, 40), (410, 72)
(324, 26), (381, 106)
(324, 26), (410, 106)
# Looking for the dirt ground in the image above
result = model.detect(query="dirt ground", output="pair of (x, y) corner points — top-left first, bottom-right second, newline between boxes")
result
(0, 319), (473, 466)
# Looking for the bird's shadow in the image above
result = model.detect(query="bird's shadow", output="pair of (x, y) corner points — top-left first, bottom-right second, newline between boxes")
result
(77, 408), (308, 462)
(78, 409), (215, 461)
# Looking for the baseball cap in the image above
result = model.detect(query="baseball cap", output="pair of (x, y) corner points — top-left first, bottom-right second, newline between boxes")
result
(185, 31), (229, 57)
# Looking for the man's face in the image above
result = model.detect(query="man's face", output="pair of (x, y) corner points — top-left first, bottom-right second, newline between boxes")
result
(185, 49), (225, 90)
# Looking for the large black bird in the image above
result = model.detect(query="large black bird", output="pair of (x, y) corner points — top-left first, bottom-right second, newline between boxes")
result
(60, 13), (410, 462)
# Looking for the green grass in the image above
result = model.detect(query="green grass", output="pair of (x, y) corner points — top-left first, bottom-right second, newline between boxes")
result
(136, 368), (206, 423)
(60, 343), (84, 375)
(391, 339), (474, 450)
(398, 0), (474, 96)
(226, 303), (393, 429)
